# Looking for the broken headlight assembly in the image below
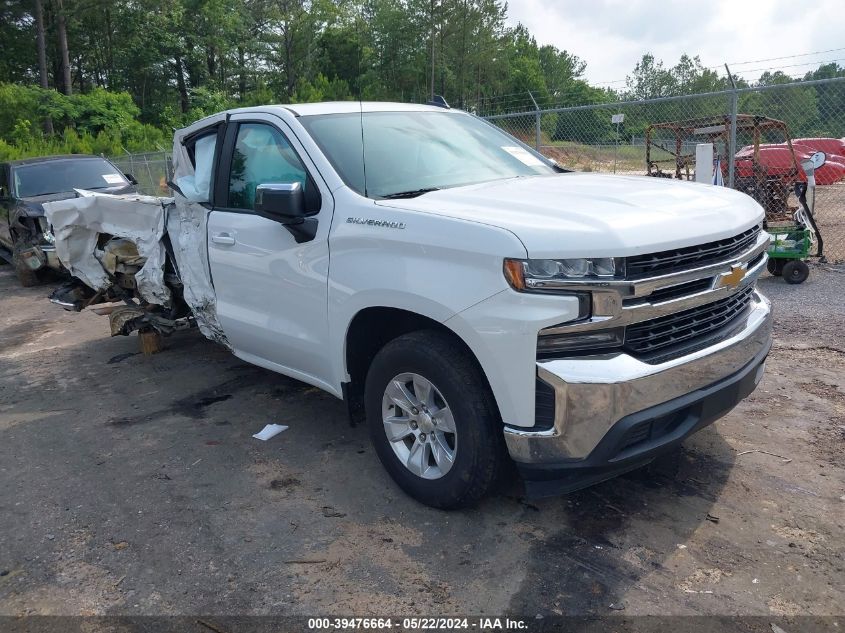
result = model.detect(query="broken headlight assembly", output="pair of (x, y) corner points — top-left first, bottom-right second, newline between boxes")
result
(37, 217), (55, 244)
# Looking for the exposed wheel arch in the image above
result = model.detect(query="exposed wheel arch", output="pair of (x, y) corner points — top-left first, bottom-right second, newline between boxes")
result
(342, 307), (499, 424)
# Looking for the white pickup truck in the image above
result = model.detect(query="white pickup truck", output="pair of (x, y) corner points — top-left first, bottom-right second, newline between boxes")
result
(44, 102), (772, 508)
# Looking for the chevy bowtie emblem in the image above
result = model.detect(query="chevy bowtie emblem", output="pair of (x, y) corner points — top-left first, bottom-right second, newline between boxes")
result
(719, 264), (746, 289)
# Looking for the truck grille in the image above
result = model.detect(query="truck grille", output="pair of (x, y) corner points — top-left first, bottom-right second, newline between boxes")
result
(624, 286), (754, 359)
(626, 226), (760, 279)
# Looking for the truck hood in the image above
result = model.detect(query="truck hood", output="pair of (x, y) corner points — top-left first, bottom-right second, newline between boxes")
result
(376, 173), (764, 259)
(17, 186), (137, 218)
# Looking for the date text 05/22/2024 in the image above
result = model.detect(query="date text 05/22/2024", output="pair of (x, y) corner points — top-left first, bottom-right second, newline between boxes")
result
(306, 617), (529, 630)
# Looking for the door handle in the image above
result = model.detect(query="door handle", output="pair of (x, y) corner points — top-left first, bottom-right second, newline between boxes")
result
(211, 232), (235, 246)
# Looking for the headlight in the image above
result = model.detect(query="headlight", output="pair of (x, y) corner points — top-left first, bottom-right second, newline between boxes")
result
(504, 257), (624, 292)
(37, 217), (55, 244)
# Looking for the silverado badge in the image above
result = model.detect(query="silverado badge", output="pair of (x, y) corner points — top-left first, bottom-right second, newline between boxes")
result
(719, 264), (746, 289)
(347, 217), (406, 229)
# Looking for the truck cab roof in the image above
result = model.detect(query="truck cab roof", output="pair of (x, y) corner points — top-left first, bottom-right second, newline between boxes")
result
(189, 102), (458, 124)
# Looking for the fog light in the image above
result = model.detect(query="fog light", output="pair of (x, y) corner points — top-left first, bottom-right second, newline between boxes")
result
(537, 327), (624, 358)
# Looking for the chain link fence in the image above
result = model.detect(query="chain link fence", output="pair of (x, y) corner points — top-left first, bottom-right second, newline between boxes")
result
(108, 150), (173, 197)
(484, 77), (845, 263)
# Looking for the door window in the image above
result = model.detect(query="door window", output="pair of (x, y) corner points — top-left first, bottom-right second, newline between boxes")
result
(178, 131), (217, 202)
(227, 123), (309, 210)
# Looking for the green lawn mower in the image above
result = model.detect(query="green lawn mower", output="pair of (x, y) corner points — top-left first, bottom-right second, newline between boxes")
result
(765, 151), (826, 284)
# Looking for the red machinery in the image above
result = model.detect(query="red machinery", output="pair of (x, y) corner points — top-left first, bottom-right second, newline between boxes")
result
(646, 115), (844, 217)
(735, 143), (845, 185)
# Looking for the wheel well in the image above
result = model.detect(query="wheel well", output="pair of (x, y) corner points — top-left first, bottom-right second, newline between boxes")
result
(343, 307), (497, 422)
(346, 307), (445, 386)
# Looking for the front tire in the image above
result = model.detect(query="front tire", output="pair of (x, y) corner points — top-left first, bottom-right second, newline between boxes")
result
(364, 330), (503, 509)
(12, 248), (41, 287)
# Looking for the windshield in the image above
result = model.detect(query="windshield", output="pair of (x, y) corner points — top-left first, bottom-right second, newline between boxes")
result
(299, 111), (557, 198)
(13, 158), (129, 197)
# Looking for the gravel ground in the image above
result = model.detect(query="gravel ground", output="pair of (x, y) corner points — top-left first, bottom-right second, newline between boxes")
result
(0, 263), (843, 618)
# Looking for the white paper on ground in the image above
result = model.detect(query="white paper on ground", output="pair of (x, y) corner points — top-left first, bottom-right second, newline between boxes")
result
(252, 424), (289, 441)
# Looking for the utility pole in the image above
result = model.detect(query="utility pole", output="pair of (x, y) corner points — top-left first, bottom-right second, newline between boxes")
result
(56, 0), (73, 95)
(528, 91), (540, 151)
(34, 0), (49, 90)
(34, 0), (53, 134)
(725, 64), (738, 188)
(429, 0), (436, 101)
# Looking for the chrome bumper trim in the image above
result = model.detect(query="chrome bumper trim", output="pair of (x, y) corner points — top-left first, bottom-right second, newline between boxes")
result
(41, 245), (62, 270)
(505, 291), (772, 463)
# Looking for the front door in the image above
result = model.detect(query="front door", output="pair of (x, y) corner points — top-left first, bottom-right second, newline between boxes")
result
(207, 114), (336, 392)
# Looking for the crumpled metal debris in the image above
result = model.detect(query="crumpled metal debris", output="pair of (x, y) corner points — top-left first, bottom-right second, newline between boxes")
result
(98, 238), (146, 274)
(108, 306), (148, 337)
(43, 190), (171, 305)
(41, 119), (232, 349)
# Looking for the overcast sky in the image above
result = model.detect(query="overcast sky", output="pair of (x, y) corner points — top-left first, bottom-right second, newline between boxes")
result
(504, 0), (845, 87)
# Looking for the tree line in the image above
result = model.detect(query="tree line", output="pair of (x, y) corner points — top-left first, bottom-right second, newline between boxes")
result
(0, 0), (843, 159)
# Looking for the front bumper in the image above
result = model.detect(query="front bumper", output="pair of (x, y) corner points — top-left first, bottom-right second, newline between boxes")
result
(504, 290), (772, 495)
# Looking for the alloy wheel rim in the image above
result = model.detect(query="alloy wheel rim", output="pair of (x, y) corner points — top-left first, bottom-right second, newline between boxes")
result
(381, 372), (457, 479)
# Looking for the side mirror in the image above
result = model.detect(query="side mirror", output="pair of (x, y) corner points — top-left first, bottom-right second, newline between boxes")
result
(123, 173), (138, 185)
(255, 182), (306, 222)
(800, 151), (826, 175)
(255, 182), (317, 243)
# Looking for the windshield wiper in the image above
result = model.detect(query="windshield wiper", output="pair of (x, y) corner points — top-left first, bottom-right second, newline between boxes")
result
(380, 187), (440, 199)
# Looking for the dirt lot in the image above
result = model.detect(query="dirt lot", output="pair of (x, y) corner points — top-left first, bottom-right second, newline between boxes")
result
(0, 264), (843, 618)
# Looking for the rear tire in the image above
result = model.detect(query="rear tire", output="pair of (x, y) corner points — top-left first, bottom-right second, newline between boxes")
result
(782, 260), (809, 284)
(364, 330), (504, 509)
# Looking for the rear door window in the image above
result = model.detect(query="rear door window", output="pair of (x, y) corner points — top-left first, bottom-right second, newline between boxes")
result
(178, 132), (218, 202)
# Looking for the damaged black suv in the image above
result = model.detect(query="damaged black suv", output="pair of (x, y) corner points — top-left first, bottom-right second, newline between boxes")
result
(0, 155), (137, 286)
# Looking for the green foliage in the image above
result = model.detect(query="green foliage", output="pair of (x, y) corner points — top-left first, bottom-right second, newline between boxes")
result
(0, 84), (40, 138)
(184, 87), (238, 125)
(293, 74), (352, 103)
(74, 88), (141, 132)
(0, 82), (168, 159)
